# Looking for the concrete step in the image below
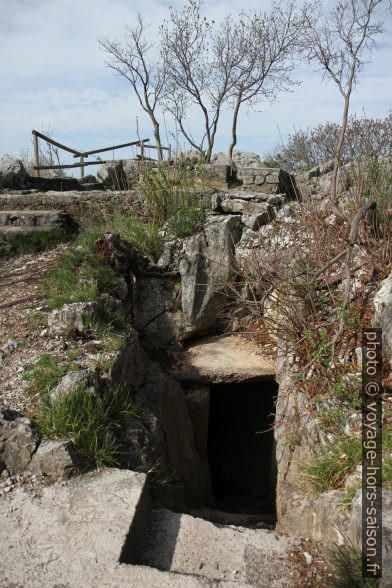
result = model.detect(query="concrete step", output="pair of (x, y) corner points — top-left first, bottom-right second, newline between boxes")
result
(137, 508), (298, 586)
(0, 209), (72, 228)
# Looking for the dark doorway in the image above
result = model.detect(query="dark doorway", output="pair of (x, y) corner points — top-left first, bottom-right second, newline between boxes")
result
(207, 380), (278, 520)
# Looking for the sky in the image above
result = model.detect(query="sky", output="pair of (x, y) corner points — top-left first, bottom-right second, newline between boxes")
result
(0, 0), (391, 175)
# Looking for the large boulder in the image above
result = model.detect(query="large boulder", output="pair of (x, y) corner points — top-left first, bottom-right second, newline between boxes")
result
(0, 158), (28, 189)
(179, 215), (242, 339)
(374, 270), (392, 368)
(211, 150), (263, 170)
(0, 409), (40, 474)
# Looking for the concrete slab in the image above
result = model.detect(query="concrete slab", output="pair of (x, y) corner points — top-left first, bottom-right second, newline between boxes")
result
(171, 335), (275, 385)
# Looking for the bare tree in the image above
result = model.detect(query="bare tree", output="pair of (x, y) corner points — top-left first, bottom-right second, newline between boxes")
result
(216, 3), (310, 168)
(305, 0), (385, 208)
(160, 0), (234, 162)
(99, 14), (166, 161)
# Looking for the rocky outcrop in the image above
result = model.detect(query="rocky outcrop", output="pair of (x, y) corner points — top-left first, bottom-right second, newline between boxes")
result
(179, 215), (242, 339)
(111, 330), (213, 508)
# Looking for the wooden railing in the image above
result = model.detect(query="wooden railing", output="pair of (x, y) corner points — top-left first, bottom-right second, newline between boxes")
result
(32, 130), (171, 178)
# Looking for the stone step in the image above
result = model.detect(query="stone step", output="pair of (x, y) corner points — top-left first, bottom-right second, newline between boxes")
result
(137, 508), (298, 586)
(0, 209), (72, 228)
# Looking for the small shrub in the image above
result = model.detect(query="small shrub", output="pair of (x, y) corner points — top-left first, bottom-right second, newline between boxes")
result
(37, 384), (138, 467)
(23, 354), (70, 396)
(304, 437), (362, 495)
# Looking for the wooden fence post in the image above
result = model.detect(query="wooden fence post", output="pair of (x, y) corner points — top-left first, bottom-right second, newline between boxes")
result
(80, 156), (84, 179)
(33, 132), (40, 177)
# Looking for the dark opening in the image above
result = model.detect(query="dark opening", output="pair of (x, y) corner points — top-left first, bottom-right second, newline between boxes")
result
(207, 380), (278, 522)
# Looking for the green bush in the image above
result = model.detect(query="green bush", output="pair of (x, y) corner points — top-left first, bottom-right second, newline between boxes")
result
(37, 384), (138, 467)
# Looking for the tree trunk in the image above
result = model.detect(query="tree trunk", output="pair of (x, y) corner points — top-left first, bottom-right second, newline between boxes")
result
(150, 114), (163, 162)
(228, 92), (243, 171)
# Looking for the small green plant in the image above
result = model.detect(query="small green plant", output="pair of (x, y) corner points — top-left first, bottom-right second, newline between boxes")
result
(23, 354), (70, 396)
(37, 384), (139, 467)
(304, 437), (362, 495)
(82, 312), (125, 353)
(326, 538), (377, 587)
(91, 355), (115, 373)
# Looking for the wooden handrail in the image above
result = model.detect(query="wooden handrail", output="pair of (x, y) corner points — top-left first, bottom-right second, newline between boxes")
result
(32, 130), (83, 156)
(72, 138), (150, 158)
(33, 160), (116, 170)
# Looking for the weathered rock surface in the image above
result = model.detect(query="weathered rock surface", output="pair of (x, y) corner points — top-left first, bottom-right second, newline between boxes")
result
(374, 270), (392, 367)
(180, 215), (242, 339)
(48, 301), (99, 337)
(0, 158), (27, 189)
(49, 369), (95, 401)
(138, 507), (298, 586)
(0, 409), (40, 474)
(171, 335), (275, 385)
(111, 330), (213, 508)
(28, 439), (82, 479)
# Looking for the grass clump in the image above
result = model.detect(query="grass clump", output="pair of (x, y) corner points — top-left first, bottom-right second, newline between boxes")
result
(43, 228), (118, 308)
(140, 165), (207, 238)
(326, 539), (377, 587)
(304, 437), (362, 495)
(23, 354), (70, 396)
(37, 384), (138, 467)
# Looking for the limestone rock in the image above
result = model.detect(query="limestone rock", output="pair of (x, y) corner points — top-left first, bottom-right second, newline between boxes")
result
(0, 158), (27, 189)
(28, 439), (82, 479)
(179, 215), (242, 339)
(48, 301), (99, 337)
(133, 276), (183, 352)
(49, 369), (95, 402)
(373, 270), (392, 367)
(97, 161), (126, 189)
(0, 409), (40, 474)
(111, 331), (213, 508)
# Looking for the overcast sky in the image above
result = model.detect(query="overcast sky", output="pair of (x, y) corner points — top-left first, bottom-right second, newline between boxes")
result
(1, 0), (391, 171)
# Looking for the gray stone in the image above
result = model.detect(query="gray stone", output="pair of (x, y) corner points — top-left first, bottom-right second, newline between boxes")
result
(374, 270), (392, 368)
(49, 369), (95, 402)
(133, 275), (182, 352)
(0, 158), (27, 189)
(220, 198), (275, 219)
(179, 215), (241, 339)
(48, 301), (99, 337)
(0, 409), (40, 474)
(243, 211), (271, 231)
(0, 469), (171, 588)
(28, 439), (82, 479)
(139, 507), (298, 586)
(97, 161), (126, 189)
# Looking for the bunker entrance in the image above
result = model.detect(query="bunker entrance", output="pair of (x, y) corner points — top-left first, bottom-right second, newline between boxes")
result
(207, 380), (278, 521)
